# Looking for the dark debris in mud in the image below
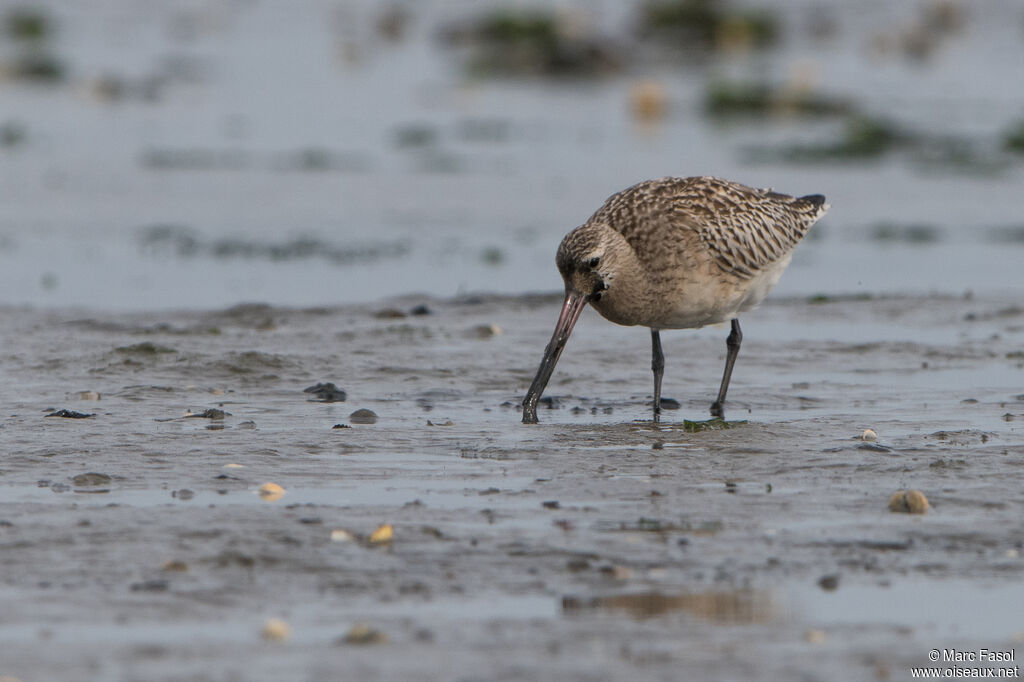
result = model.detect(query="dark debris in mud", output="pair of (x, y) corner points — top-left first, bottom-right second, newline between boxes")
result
(44, 409), (95, 419)
(304, 382), (347, 403)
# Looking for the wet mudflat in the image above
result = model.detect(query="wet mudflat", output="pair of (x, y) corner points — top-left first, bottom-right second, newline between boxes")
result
(1, 292), (1023, 681)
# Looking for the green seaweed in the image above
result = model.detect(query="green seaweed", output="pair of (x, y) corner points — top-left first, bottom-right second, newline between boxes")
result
(704, 80), (849, 118)
(5, 7), (51, 41)
(640, 0), (779, 50)
(1003, 119), (1024, 154)
(682, 418), (744, 432)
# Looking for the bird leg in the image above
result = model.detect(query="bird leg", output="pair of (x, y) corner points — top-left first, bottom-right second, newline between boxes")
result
(651, 329), (664, 422)
(710, 319), (742, 418)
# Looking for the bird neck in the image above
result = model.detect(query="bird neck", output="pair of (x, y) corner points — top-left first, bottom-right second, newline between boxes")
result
(589, 227), (656, 327)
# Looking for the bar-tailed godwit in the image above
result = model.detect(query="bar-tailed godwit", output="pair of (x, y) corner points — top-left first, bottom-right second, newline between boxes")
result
(522, 176), (829, 424)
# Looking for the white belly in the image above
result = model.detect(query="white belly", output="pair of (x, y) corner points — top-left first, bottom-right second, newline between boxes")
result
(658, 256), (792, 330)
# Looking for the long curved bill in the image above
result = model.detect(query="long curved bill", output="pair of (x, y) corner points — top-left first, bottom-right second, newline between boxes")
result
(522, 288), (588, 424)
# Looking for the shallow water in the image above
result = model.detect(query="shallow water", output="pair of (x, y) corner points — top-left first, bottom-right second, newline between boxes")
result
(1, 1), (1024, 310)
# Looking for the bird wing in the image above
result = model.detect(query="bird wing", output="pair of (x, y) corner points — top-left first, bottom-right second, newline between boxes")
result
(596, 177), (828, 280)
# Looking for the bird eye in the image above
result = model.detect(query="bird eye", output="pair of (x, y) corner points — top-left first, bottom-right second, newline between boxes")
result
(587, 256), (600, 269)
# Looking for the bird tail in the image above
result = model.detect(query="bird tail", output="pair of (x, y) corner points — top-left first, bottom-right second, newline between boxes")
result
(796, 193), (830, 220)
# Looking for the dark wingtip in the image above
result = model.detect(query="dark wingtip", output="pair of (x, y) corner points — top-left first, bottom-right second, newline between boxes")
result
(799, 193), (827, 208)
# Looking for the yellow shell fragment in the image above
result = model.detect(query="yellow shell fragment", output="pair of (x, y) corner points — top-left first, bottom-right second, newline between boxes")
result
(368, 523), (394, 544)
(258, 482), (286, 501)
(261, 618), (291, 642)
(804, 629), (827, 644)
(889, 489), (930, 514)
(861, 429), (878, 441)
(343, 623), (387, 645)
(223, 463), (244, 469)
(630, 79), (667, 122)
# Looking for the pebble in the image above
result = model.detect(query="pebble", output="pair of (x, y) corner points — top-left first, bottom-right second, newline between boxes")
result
(341, 623), (387, 645)
(350, 409), (378, 424)
(861, 428), (878, 441)
(599, 564), (632, 580)
(261, 618), (291, 642)
(72, 472), (111, 487)
(817, 574), (840, 591)
(78, 391), (101, 400)
(330, 529), (355, 542)
(45, 409), (95, 419)
(162, 560), (189, 572)
(470, 323), (503, 338)
(304, 382), (347, 403)
(888, 489), (930, 514)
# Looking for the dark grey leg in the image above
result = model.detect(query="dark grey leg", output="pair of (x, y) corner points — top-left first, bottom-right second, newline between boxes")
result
(710, 319), (742, 418)
(651, 329), (664, 422)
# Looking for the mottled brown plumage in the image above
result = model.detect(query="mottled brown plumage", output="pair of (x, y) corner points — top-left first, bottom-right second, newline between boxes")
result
(523, 176), (829, 424)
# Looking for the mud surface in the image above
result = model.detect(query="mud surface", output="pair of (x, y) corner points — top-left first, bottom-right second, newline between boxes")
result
(2, 293), (1023, 681)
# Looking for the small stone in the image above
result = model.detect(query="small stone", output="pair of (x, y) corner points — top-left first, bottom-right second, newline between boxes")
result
(78, 391), (101, 401)
(332, 423), (350, 429)
(237, 420), (257, 429)
(409, 304), (431, 316)
(889, 489), (930, 514)
(350, 409), (378, 424)
(341, 623), (386, 645)
(817, 574), (840, 591)
(45, 409), (95, 419)
(599, 564), (632, 580)
(330, 529), (355, 542)
(470, 323), (503, 338)
(172, 489), (194, 500)
(162, 560), (189, 572)
(542, 500), (560, 509)
(303, 382), (347, 403)
(72, 472), (111, 487)
(261, 618), (291, 642)
(130, 579), (169, 592)
(861, 428), (878, 441)
(223, 463), (244, 469)
(374, 308), (406, 319)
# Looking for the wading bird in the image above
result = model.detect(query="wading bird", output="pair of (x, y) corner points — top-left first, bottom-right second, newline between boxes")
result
(522, 176), (828, 424)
